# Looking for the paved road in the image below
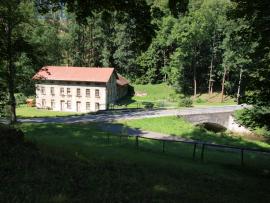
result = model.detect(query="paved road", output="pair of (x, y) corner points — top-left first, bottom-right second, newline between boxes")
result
(19, 105), (246, 123)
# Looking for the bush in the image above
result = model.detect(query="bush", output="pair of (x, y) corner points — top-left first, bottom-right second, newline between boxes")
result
(0, 124), (24, 146)
(156, 101), (165, 108)
(142, 102), (154, 109)
(15, 93), (27, 105)
(178, 97), (193, 107)
(195, 98), (207, 104)
(234, 106), (270, 130)
(168, 93), (179, 102)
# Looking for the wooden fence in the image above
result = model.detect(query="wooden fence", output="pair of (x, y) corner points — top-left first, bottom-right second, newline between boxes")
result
(106, 133), (270, 166)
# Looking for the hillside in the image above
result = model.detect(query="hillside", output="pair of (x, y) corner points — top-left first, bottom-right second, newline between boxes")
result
(116, 83), (235, 108)
(1, 123), (270, 202)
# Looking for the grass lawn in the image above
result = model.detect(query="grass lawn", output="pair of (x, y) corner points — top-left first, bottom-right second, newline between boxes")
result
(193, 92), (235, 106)
(116, 83), (236, 108)
(133, 83), (178, 101)
(2, 122), (267, 202)
(16, 105), (83, 118)
(120, 116), (270, 149)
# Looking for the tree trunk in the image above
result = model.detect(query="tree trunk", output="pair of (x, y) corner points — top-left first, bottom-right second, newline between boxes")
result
(208, 54), (214, 95)
(89, 20), (94, 66)
(221, 66), (227, 103)
(193, 65), (197, 99)
(163, 49), (167, 82)
(208, 30), (216, 96)
(237, 68), (243, 104)
(6, 23), (16, 123)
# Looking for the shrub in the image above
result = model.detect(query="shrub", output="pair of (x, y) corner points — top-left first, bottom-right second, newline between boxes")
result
(168, 92), (179, 102)
(15, 93), (27, 105)
(156, 101), (165, 108)
(195, 98), (207, 104)
(0, 124), (24, 145)
(178, 97), (193, 107)
(142, 102), (154, 109)
(234, 106), (270, 130)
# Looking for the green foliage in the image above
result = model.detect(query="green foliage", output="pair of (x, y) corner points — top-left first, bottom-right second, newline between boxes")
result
(0, 124), (24, 145)
(142, 101), (154, 109)
(137, 15), (177, 83)
(231, 0), (270, 106)
(235, 107), (270, 130)
(14, 93), (27, 105)
(0, 0), (269, 123)
(195, 98), (207, 104)
(168, 92), (179, 102)
(0, 81), (7, 117)
(121, 116), (270, 148)
(178, 97), (193, 107)
(0, 0), (37, 122)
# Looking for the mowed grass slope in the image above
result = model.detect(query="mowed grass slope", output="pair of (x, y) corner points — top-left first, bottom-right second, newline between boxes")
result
(133, 83), (179, 101)
(118, 83), (235, 108)
(16, 105), (83, 118)
(2, 122), (269, 202)
(120, 116), (270, 149)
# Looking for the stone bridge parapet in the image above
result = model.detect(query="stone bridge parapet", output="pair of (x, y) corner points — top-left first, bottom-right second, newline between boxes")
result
(180, 111), (251, 134)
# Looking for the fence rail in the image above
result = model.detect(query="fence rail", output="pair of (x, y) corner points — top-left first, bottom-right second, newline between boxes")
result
(106, 132), (270, 167)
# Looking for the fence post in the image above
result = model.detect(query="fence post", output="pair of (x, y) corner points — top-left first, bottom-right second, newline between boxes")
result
(201, 144), (205, 161)
(107, 133), (110, 143)
(193, 143), (197, 159)
(119, 134), (122, 143)
(135, 136), (139, 149)
(162, 140), (165, 153)
(241, 149), (244, 166)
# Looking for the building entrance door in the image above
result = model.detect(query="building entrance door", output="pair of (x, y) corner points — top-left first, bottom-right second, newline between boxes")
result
(76, 101), (81, 112)
(60, 100), (65, 111)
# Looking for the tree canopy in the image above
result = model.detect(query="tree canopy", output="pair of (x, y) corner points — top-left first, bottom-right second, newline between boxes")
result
(0, 0), (269, 125)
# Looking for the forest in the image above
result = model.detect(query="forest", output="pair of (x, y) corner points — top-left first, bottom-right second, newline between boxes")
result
(0, 0), (269, 128)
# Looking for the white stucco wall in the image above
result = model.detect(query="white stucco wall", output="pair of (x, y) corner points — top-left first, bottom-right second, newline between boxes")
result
(35, 81), (108, 112)
(106, 74), (117, 104)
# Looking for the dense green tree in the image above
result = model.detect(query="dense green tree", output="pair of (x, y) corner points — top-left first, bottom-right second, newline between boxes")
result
(220, 18), (257, 103)
(166, 0), (230, 97)
(0, 0), (35, 123)
(138, 15), (177, 83)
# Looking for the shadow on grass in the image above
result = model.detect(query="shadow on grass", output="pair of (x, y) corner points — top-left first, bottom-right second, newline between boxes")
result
(20, 122), (270, 170)
(8, 122), (270, 202)
(99, 122), (270, 169)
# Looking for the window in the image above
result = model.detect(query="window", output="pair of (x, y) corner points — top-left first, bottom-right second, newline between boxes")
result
(95, 89), (100, 98)
(86, 89), (90, 97)
(51, 100), (55, 108)
(41, 87), (46, 95)
(77, 88), (81, 97)
(86, 102), (90, 110)
(42, 99), (46, 108)
(50, 87), (55, 95)
(95, 102), (100, 111)
(60, 87), (64, 95)
(67, 88), (71, 95)
(67, 100), (71, 109)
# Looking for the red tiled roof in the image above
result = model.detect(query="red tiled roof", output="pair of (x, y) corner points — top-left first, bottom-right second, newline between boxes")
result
(33, 66), (115, 83)
(116, 74), (129, 86)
